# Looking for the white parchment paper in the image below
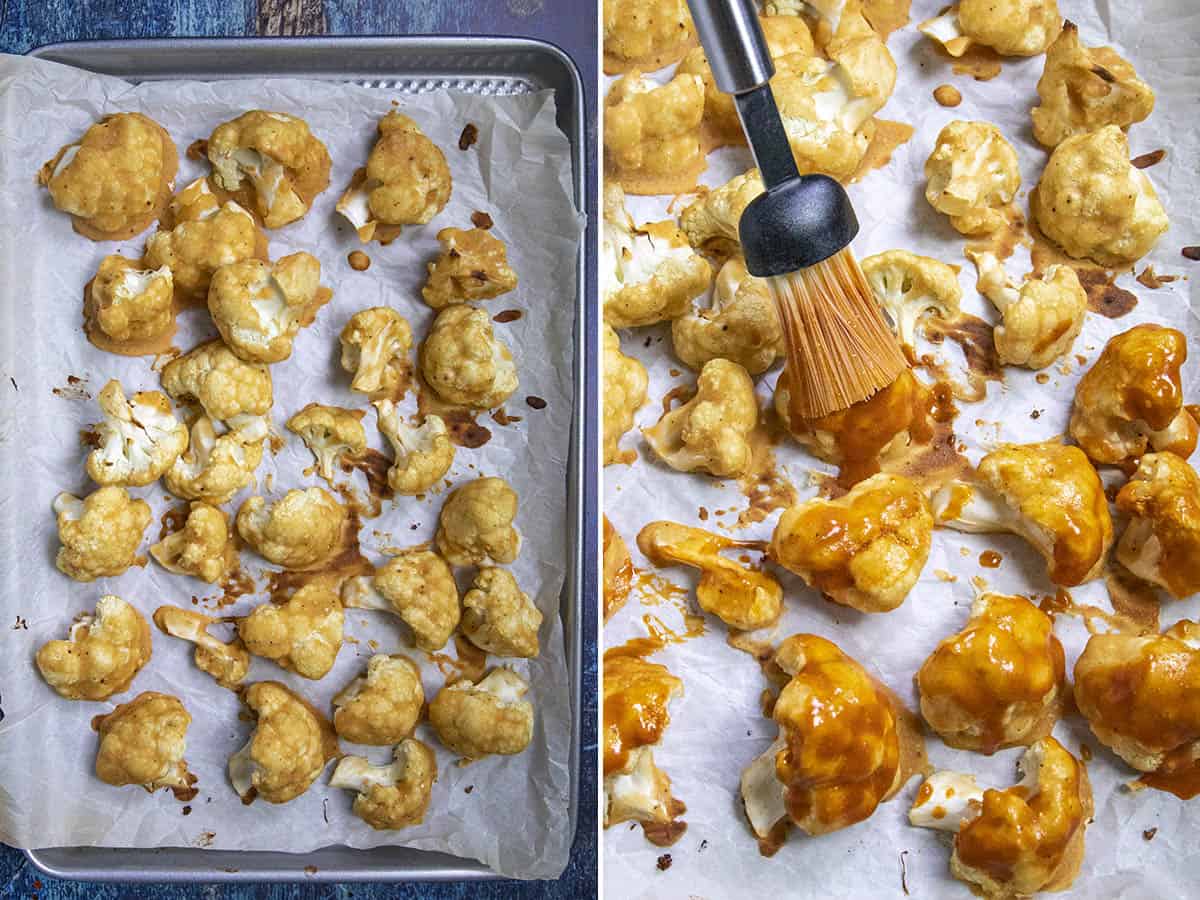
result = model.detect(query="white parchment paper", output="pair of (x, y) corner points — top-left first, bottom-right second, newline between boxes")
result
(0, 53), (583, 880)
(604, 1), (1200, 896)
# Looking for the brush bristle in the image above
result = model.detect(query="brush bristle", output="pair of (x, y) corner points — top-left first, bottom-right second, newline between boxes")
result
(768, 247), (908, 421)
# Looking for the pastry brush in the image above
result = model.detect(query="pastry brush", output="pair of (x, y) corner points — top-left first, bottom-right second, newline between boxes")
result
(686, 0), (907, 420)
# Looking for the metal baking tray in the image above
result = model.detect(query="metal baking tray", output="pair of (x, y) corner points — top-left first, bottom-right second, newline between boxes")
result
(22, 35), (594, 884)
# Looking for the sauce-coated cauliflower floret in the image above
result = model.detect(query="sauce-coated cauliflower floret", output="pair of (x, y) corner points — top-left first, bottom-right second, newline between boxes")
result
(643, 358), (758, 478)
(86, 255), (174, 347)
(428, 667), (534, 759)
(603, 517), (635, 623)
(330, 738), (437, 830)
(924, 121), (1020, 236)
(933, 440), (1112, 586)
(422, 227), (518, 309)
(374, 400), (454, 496)
(38, 112), (178, 241)
(419, 304), (518, 409)
(1033, 125), (1169, 266)
(164, 415), (264, 504)
(86, 379), (188, 487)
(602, 0), (696, 74)
(54, 487), (151, 582)
(679, 169), (764, 253)
(286, 404), (367, 483)
(36, 594), (151, 701)
(436, 476), (521, 566)
(207, 110), (331, 228)
(339, 306), (413, 401)
(238, 580), (344, 680)
(93, 692), (194, 793)
(161, 340), (273, 437)
(149, 501), (233, 584)
(229, 680), (339, 804)
(604, 72), (706, 196)
(602, 325), (648, 467)
(919, 0), (1061, 58)
(462, 568), (543, 658)
(236, 487), (348, 570)
(332, 653), (424, 745)
(918, 593), (1065, 754)
(770, 473), (932, 613)
(861, 250), (962, 349)
(343, 550), (460, 651)
(1069, 324), (1198, 466)
(153, 605), (249, 689)
(1115, 454), (1200, 599)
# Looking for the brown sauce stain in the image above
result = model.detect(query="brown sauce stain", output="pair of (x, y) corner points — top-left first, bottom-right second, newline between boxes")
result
(428, 635), (488, 685)
(1038, 587), (1150, 636)
(458, 123), (479, 151)
(491, 408), (522, 426)
(926, 314), (1002, 402)
(471, 211), (494, 230)
(416, 380), (491, 448)
(1139, 763), (1200, 800)
(56, 375), (92, 401)
(218, 564), (255, 607)
(525, 395), (547, 410)
(1136, 266), (1179, 289)
(1131, 149), (1166, 169)
(849, 120), (914, 184)
(660, 384), (695, 416)
(171, 775), (199, 803)
(641, 799), (688, 847)
(347, 250), (370, 271)
(159, 503), (191, 541)
(344, 448), (395, 517)
(950, 44), (1003, 81)
(757, 818), (789, 857)
(1183, 246), (1200, 261)
(965, 203), (1029, 263)
(79, 428), (101, 448)
(978, 550), (1002, 569)
(493, 309), (522, 323)
(1076, 269), (1138, 318)
(1105, 566), (1160, 634)
(933, 84), (961, 107)
(736, 418), (798, 529)
(186, 139), (207, 161)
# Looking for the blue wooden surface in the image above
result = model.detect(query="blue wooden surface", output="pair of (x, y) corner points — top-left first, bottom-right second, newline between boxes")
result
(0, 1), (598, 898)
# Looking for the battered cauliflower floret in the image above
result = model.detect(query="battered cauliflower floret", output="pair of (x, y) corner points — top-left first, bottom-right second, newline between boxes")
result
(969, 250), (1085, 370)
(229, 680), (339, 804)
(35, 594), (152, 701)
(342, 550), (460, 651)
(330, 738), (437, 830)
(419, 304), (518, 409)
(86, 379), (188, 487)
(93, 692), (194, 793)
(602, 183), (713, 329)
(86, 255), (174, 346)
(919, 0), (1061, 58)
(422, 227), (518, 309)
(54, 487), (152, 582)
(770, 473), (932, 614)
(909, 738), (1092, 899)
(435, 476), (521, 566)
(336, 111), (451, 241)
(38, 112), (178, 240)
(153, 605), (249, 689)
(238, 580), (343, 680)
(861, 250), (962, 349)
(286, 404), (367, 483)
(643, 358), (758, 478)
(1032, 21), (1155, 149)
(462, 568), (543, 658)
(164, 415), (264, 504)
(1069, 324), (1198, 466)
(638, 521), (783, 630)
(161, 340), (273, 438)
(917, 593), (1066, 754)
(339, 306), (413, 400)
(678, 169), (764, 253)
(604, 72), (706, 196)
(1033, 125), (1169, 266)
(428, 667), (534, 759)
(207, 110), (331, 229)
(763, 0), (912, 46)
(149, 501), (233, 584)
(602, 324), (648, 467)
(603, 516), (635, 623)
(924, 121), (1021, 236)
(602, 0), (696, 74)
(1115, 454), (1200, 599)
(374, 399), (455, 496)
(932, 441), (1113, 586)
(235, 487), (348, 570)
(332, 653), (424, 745)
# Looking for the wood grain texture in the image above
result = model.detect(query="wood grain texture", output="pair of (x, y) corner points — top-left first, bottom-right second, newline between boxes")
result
(257, 0), (326, 36)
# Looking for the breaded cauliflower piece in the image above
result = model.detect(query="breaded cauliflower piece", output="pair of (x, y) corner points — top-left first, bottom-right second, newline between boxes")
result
(374, 400), (454, 496)
(86, 379), (188, 487)
(38, 112), (178, 241)
(924, 121), (1020, 236)
(918, 593), (1066, 754)
(435, 476), (521, 566)
(933, 440), (1113, 586)
(164, 415), (264, 504)
(332, 653), (425, 745)
(643, 358), (758, 478)
(603, 516), (635, 623)
(1115, 454), (1200, 599)
(602, 325), (649, 467)
(330, 738), (437, 830)
(602, 0), (696, 74)
(336, 111), (451, 242)
(238, 580), (343, 680)
(86, 255), (174, 347)
(1033, 125), (1169, 266)
(286, 404), (367, 483)
(679, 169), (765, 253)
(422, 227), (518, 309)
(54, 487), (151, 582)
(161, 340), (273, 438)
(149, 501), (233, 584)
(1069, 324), (1198, 466)
(229, 680), (339, 804)
(153, 605), (249, 689)
(919, 0), (1061, 58)
(419, 305), (518, 409)
(340, 306), (413, 400)
(236, 487), (348, 570)
(93, 692), (194, 794)
(604, 72), (706, 196)
(1032, 21), (1155, 149)
(602, 183), (713, 329)
(207, 110), (331, 229)
(771, 473), (932, 613)
(462, 568), (543, 658)
(36, 594), (152, 701)
(909, 738), (1092, 899)
(343, 550), (460, 651)
(763, 0), (912, 46)
(428, 667), (534, 759)
(861, 250), (962, 349)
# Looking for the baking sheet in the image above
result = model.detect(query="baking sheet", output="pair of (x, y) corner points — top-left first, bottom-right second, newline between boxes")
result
(0, 51), (583, 880)
(603, 1), (1200, 896)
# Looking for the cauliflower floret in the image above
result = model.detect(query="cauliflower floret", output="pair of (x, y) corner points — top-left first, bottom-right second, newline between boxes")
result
(332, 653), (425, 745)
(602, 183), (713, 329)
(428, 667), (534, 759)
(235, 487), (348, 570)
(435, 476), (521, 566)
(149, 501), (233, 583)
(461, 568), (543, 658)
(208, 252), (330, 363)
(93, 691), (195, 793)
(924, 121), (1020, 236)
(207, 110), (331, 229)
(86, 255), (174, 346)
(35, 594), (152, 701)
(910, 738), (1092, 899)
(763, 0), (911, 47)
(918, 593), (1066, 754)
(419, 305), (518, 409)
(336, 111), (451, 241)
(679, 169), (765, 253)
(330, 738), (437, 830)
(603, 516), (635, 623)
(1115, 454), (1200, 599)
(343, 550), (460, 651)
(86, 380), (189, 487)
(164, 415), (264, 504)
(38, 112), (178, 241)
(861, 250), (962, 349)
(1033, 125), (1169, 266)
(339, 306), (413, 401)
(153, 605), (249, 689)
(1069, 324), (1198, 466)
(604, 72), (706, 196)
(422, 227), (518, 309)
(286, 404), (367, 483)
(770, 472), (932, 613)
(603, 0), (696, 74)
(238, 580), (344, 680)
(374, 400), (454, 496)
(54, 487), (151, 582)
(638, 521), (783, 630)
(229, 680), (339, 804)
(919, 0), (1061, 58)
(606, 746), (680, 829)
(643, 358), (758, 478)
(602, 325), (649, 467)
(161, 340), (273, 437)
(932, 440), (1113, 586)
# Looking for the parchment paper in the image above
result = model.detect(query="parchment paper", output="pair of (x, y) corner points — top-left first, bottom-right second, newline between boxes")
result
(0, 53), (583, 880)
(604, 1), (1200, 896)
